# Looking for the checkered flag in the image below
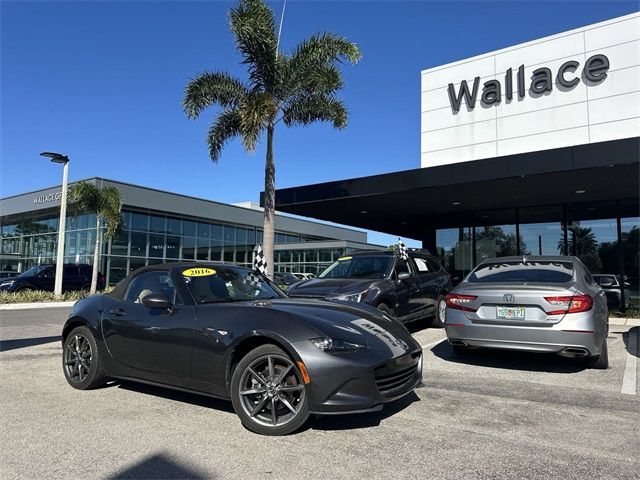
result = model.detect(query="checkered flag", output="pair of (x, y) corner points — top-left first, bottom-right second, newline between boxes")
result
(397, 239), (409, 261)
(245, 270), (261, 287)
(253, 244), (268, 277)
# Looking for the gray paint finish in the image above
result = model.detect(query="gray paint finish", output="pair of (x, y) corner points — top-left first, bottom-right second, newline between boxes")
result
(0, 177), (366, 243)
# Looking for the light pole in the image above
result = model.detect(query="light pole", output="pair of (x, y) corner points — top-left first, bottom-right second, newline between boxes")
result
(41, 152), (69, 297)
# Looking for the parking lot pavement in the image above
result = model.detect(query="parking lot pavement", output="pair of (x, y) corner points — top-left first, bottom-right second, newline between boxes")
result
(1, 308), (639, 480)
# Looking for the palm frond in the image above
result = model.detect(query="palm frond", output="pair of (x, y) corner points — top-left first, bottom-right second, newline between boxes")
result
(69, 182), (101, 213)
(238, 92), (275, 151)
(229, 0), (279, 92)
(183, 71), (248, 119)
(282, 94), (347, 129)
(99, 187), (123, 240)
(207, 108), (243, 160)
(289, 32), (361, 69)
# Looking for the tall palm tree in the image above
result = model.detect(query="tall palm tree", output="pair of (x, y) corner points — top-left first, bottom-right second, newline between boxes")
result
(183, 0), (361, 276)
(69, 182), (123, 293)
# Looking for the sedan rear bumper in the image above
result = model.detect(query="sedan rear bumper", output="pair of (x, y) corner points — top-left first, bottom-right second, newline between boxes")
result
(445, 311), (606, 356)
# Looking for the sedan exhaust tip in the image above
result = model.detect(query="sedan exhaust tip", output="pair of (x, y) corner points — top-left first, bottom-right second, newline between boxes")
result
(560, 347), (589, 358)
(449, 339), (468, 347)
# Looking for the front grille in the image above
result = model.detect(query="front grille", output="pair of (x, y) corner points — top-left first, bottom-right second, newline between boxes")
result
(374, 352), (420, 396)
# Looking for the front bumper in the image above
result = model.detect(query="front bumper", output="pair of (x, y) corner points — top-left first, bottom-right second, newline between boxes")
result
(444, 309), (606, 356)
(293, 341), (423, 415)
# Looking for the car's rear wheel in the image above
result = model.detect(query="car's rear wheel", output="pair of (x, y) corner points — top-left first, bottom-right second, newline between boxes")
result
(431, 295), (446, 328)
(231, 344), (309, 436)
(62, 326), (107, 389)
(587, 337), (609, 370)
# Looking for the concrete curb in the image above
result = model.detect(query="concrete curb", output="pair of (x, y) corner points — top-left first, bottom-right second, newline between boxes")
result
(610, 317), (640, 326)
(0, 301), (76, 311)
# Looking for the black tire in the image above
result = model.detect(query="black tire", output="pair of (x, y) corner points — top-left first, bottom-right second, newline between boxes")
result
(431, 295), (446, 328)
(62, 326), (107, 389)
(230, 344), (309, 436)
(376, 303), (395, 317)
(451, 344), (469, 356)
(587, 338), (609, 370)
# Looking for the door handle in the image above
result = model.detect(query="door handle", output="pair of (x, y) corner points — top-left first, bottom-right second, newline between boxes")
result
(203, 327), (230, 338)
(108, 308), (127, 317)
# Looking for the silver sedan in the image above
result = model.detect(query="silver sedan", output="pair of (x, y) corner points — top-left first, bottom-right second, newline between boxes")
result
(443, 256), (609, 369)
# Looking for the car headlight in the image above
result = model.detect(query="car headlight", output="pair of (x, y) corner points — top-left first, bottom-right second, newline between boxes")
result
(310, 337), (366, 352)
(331, 291), (367, 303)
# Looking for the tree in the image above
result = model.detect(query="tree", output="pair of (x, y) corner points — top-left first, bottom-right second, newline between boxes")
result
(182, 0), (361, 276)
(69, 182), (123, 293)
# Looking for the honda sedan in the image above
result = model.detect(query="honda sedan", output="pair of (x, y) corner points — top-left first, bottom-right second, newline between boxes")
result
(443, 256), (608, 369)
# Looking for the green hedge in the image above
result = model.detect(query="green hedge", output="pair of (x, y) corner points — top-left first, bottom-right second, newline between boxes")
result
(0, 287), (113, 304)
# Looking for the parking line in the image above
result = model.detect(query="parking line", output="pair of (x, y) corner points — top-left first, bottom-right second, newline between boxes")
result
(421, 337), (446, 350)
(621, 328), (638, 395)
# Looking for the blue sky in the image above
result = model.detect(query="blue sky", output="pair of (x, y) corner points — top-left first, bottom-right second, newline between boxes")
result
(2, 0), (637, 247)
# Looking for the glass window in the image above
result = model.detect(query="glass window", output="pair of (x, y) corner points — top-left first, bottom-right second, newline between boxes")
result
(211, 224), (223, 240)
(166, 235), (180, 259)
(395, 258), (411, 277)
(167, 217), (182, 235)
(77, 214), (89, 230)
(125, 270), (177, 303)
(224, 226), (236, 245)
(108, 256), (127, 285)
(182, 237), (196, 260)
(566, 218), (617, 274)
(223, 249), (235, 263)
(183, 221), (197, 237)
(120, 211), (131, 230)
(131, 213), (149, 231)
(210, 244), (223, 262)
(129, 257), (146, 273)
(475, 225), (518, 263)
(413, 257), (431, 273)
(436, 227), (473, 281)
(621, 217), (639, 308)
(236, 228), (249, 246)
(519, 222), (564, 256)
(149, 234), (164, 258)
(469, 260), (574, 284)
(130, 232), (147, 257)
(150, 215), (166, 233)
(196, 238), (209, 261)
(198, 222), (210, 239)
(111, 230), (129, 256)
(320, 255), (392, 279)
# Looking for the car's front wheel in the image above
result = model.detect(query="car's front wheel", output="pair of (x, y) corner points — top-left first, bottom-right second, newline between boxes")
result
(62, 326), (107, 389)
(231, 344), (309, 436)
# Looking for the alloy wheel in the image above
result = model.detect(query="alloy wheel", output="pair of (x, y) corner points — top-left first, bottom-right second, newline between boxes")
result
(438, 299), (447, 324)
(238, 354), (305, 428)
(64, 334), (93, 383)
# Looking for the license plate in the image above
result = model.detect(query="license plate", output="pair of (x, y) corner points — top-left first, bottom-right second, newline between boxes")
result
(496, 305), (525, 319)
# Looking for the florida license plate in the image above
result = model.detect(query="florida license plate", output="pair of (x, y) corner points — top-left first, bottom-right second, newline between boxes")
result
(496, 305), (526, 319)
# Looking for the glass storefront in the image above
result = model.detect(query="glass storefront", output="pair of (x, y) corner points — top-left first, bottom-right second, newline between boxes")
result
(435, 201), (639, 309)
(0, 208), (342, 285)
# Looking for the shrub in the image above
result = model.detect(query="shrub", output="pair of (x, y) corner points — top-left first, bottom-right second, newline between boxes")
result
(0, 287), (113, 304)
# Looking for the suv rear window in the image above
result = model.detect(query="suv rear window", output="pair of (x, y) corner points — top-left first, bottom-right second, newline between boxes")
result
(468, 261), (574, 284)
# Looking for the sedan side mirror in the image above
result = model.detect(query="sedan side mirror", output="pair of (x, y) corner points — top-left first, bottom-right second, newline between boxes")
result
(141, 293), (172, 310)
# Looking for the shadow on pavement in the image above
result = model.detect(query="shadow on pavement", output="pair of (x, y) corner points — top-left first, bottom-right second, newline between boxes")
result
(114, 380), (235, 414)
(621, 326), (639, 359)
(108, 453), (210, 479)
(309, 390), (420, 431)
(431, 340), (588, 373)
(0, 335), (60, 352)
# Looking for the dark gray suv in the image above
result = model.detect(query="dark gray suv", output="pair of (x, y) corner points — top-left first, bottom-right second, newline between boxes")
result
(287, 250), (452, 326)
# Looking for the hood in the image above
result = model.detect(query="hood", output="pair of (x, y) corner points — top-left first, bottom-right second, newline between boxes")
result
(287, 278), (380, 298)
(263, 298), (420, 356)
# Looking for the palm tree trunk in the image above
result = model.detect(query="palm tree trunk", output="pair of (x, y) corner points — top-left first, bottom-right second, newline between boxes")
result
(263, 125), (276, 277)
(90, 216), (100, 294)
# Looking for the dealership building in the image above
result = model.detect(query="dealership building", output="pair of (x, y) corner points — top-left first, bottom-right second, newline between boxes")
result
(0, 178), (381, 284)
(272, 13), (640, 301)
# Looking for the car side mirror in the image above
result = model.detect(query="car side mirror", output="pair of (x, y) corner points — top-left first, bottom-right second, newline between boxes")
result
(599, 279), (614, 287)
(397, 272), (412, 282)
(141, 293), (172, 311)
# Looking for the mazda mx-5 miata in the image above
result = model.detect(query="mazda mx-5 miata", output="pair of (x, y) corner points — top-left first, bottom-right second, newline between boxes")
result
(61, 263), (422, 435)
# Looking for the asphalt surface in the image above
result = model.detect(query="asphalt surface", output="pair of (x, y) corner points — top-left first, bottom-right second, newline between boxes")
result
(1, 307), (638, 480)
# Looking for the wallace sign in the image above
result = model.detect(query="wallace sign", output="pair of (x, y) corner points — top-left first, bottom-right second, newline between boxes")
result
(447, 54), (610, 113)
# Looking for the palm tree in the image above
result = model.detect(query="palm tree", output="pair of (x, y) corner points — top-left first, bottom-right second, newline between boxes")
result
(183, 0), (361, 276)
(69, 182), (123, 293)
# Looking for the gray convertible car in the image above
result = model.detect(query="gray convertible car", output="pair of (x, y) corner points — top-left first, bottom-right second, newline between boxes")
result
(61, 263), (422, 435)
(443, 256), (609, 369)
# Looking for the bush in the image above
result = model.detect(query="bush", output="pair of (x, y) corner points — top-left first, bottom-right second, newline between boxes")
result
(0, 287), (113, 304)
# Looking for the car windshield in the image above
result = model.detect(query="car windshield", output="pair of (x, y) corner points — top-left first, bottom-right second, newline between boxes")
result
(319, 255), (392, 279)
(182, 266), (283, 304)
(468, 261), (574, 284)
(277, 273), (298, 283)
(594, 275), (617, 286)
(18, 266), (49, 278)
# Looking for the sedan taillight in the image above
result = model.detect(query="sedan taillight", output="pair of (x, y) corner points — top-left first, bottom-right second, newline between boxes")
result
(544, 295), (593, 315)
(445, 293), (478, 312)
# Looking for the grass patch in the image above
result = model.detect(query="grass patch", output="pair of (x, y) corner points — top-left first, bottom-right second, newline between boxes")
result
(0, 287), (113, 304)
(609, 308), (640, 318)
